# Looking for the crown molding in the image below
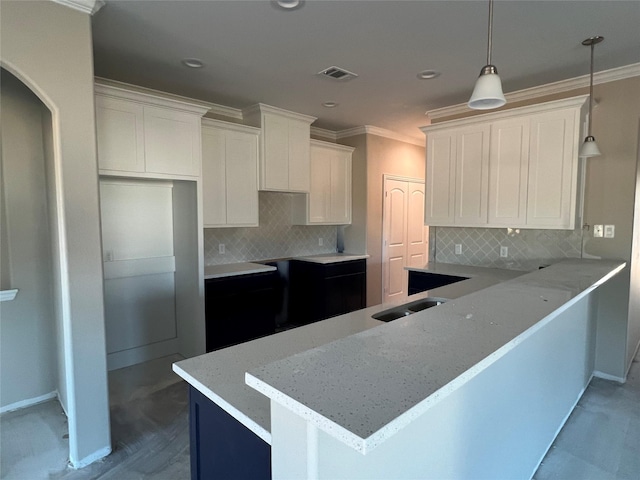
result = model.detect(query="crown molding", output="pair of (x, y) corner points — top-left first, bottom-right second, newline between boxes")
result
(202, 118), (260, 135)
(242, 103), (317, 124)
(336, 125), (423, 146)
(311, 139), (355, 153)
(421, 95), (588, 134)
(426, 62), (640, 121)
(95, 77), (220, 116)
(310, 127), (338, 141)
(51, 0), (105, 15)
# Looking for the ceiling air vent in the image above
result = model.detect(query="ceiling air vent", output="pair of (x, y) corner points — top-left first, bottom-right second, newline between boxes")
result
(317, 66), (358, 81)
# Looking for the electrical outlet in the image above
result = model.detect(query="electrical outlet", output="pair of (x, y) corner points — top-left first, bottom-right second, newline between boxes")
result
(593, 225), (603, 238)
(455, 244), (462, 255)
(104, 250), (113, 262)
(604, 225), (615, 238)
(219, 244), (225, 254)
(318, 237), (323, 246)
(500, 246), (508, 258)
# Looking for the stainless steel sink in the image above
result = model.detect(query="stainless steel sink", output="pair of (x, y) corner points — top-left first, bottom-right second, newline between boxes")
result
(372, 297), (448, 322)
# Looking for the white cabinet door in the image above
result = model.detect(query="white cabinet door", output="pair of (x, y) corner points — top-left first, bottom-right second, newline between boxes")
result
(454, 125), (490, 225)
(225, 130), (259, 226)
(288, 119), (311, 192)
(292, 140), (353, 225)
(201, 127), (227, 226)
(488, 118), (530, 226)
(308, 146), (331, 223)
(262, 112), (290, 191)
(527, 109), (578, 229)
(329, 149), (351, 224)
(95, 96), (145, 173)
(144, 106), (201, 177)
(202, 121), (259, 227)
(424, 130), (456, 225)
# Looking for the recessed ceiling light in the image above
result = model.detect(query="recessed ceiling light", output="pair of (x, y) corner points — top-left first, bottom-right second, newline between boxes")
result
(273, 0), (304, 10)
(322, 101), (339, 108)
(418, 70), (441, 80)
(182, 58), (204, 69)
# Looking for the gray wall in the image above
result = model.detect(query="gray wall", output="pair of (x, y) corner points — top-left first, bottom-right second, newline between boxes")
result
(0, 71), (57, 409)
(1, 0), (111, 467)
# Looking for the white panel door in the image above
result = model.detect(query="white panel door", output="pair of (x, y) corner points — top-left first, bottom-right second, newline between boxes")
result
(144, 105), (201, 177)
(95, 96), (145, 173)
(288, 119), (311, 192)
(488, 118), (530, 226)
(225, 130), (259, 226)
(262, 112), (289, 190)
(455, 125), (490, 225)
(527, 109), (577, 229)
(407, 182), (428, 268)
(201, 126), (227, 226)
(384, 180), (408, 302)
(425, 131), (456, 225)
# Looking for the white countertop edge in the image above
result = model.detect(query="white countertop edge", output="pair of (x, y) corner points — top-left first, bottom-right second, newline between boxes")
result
(173, 363), (271, 444)
(293, 254), (369, 264)
(204, 263), (277, 279)
(247, 260), (627, 455)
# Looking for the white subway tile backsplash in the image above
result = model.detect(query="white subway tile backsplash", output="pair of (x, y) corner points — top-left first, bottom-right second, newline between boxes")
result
(204, 192), (337, 265)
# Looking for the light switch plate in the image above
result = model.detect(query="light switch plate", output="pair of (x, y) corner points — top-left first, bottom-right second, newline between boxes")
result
(593, 225), (603, 238)
(455, 244), (462, 255)
(219, 244), (225, 254)
(500, 246), (508, 258)
(604, 225), (615, 238)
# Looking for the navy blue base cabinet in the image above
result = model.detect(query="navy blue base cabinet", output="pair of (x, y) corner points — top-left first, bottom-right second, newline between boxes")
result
(189, 386), (271, 480)
(407, 271), (467, 296)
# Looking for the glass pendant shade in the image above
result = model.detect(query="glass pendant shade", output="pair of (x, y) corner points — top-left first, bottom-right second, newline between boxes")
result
(468, 66), (506, 110)
(580, 135), (601, 157)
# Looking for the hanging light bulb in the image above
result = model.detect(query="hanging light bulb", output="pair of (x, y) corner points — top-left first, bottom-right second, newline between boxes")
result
(580, 36), (604, 158)
(468, 0), (506, 110)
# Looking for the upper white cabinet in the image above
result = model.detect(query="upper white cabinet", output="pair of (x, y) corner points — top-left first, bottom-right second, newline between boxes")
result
(292, 140), (354, 225)
(95, 82), (209, 178)
(424, 124), (490, 226)
(201, 119), (260, 228)
(421, 95), (587, 230)
(243, 104), (316, 193)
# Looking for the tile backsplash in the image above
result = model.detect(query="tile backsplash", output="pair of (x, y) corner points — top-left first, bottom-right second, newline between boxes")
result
(434, 226), (585, 271)
(204, 192), (337, 265)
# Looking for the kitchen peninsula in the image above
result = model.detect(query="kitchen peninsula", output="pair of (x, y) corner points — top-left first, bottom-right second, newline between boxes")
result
(174, 259), (625, 480)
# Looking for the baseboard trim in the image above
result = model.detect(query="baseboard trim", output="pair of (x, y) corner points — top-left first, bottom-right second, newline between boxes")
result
(0, 391), (57, 414)
(593, 370), (626, 383)
(70, 445), (112, 469)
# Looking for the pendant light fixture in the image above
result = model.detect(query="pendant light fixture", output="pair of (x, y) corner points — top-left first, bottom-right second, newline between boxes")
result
(579, 35), (604, 158)
(468, 0), (506, 110)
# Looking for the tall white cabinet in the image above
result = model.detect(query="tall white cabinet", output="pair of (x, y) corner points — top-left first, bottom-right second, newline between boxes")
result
(201, 119), (260, 227)
(421, 95), (588, 230)
(292, 140), (354, 225)
(243, 103), (316, 193)
(95, 80), (209, 370)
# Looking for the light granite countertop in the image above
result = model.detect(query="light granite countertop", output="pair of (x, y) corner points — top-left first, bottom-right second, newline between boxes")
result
(204, 262), (276, 279)
(174, 262), (523, 443)
(292, 253), (369, 264)
(246, 259), (625, 454)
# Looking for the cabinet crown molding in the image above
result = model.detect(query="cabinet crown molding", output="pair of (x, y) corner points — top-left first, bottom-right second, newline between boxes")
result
(201, 118), (260, 135)
(51, 0), (104, 15)
(242, 103), (317, 124)
(95, 78), (212, 116)
(421, 95), (588, 134)
(310, 139), (355, 153)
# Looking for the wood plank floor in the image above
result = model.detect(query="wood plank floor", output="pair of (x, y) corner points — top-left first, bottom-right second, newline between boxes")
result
(1, 351), (638, 479)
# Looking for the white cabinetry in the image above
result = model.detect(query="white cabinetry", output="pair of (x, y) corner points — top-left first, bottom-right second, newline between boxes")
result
(424, 125), (489, 226)
(201, 119), (260, 227)
(292, 140), (354, 225)
(95, 82), (209, 178)
(422, 95), (587, 230)
(243, 104), (316, 193)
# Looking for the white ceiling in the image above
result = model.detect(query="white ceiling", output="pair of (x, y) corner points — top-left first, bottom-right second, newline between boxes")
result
(92, 0), (640, 140)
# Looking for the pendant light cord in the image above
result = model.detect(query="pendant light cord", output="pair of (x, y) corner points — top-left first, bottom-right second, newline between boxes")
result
(486, 0), (494, 66)
(588, 42), (595, 137)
